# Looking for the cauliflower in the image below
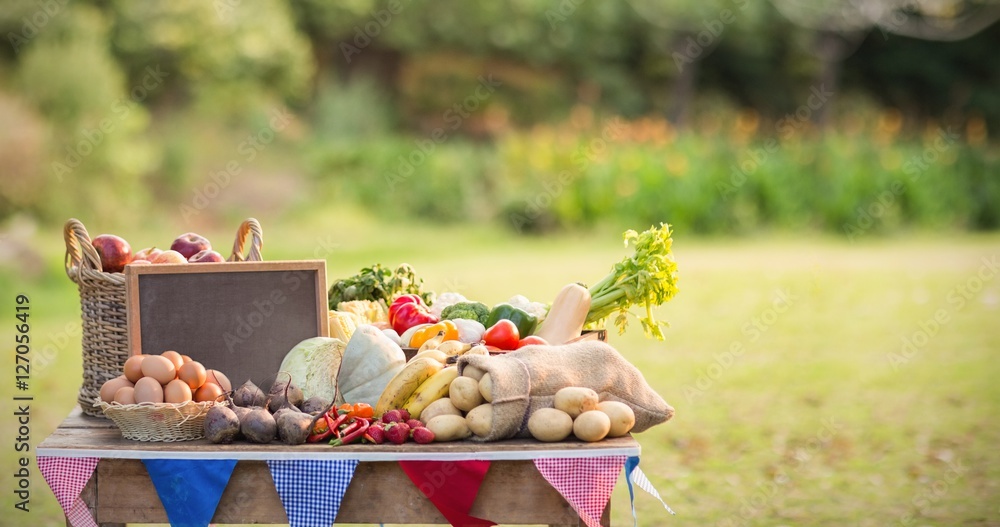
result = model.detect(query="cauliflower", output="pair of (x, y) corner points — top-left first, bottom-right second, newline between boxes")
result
(430, 292), (468, 318)
(507, 295), (549, 322)
(440, 301), (490, 326)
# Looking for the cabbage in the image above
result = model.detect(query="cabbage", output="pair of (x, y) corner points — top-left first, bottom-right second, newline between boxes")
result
(278, 337), (346, 403)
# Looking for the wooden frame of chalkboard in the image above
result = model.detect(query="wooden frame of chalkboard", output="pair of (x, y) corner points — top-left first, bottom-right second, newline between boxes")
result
(125, 260), (328, 390)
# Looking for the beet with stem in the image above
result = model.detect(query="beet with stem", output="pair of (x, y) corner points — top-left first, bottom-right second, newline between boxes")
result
(233, 379), (266, 407)
(240, 406), (277, 444)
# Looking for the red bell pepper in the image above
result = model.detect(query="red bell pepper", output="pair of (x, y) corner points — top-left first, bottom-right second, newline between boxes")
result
(389, 295), (439, 334)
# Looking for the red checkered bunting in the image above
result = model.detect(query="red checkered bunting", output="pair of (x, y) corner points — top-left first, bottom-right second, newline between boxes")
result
(534, 455), (626, 527)
(37, 456), (99, 527)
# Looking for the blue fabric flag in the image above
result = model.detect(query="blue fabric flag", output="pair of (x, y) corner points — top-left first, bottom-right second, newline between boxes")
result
(625, 455), (675, 526)
(267, 459), (359, 527)
(142, 458), (238, 527)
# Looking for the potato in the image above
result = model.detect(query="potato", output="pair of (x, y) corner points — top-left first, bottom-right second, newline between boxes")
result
(598, 400), (636, 437)
(421, 397), (462, 423)
(478, 373), (494, 403)
(528, 408), (574, 442)
(449, 377), (484, 412)
(573, 410), (611, 442)
(465, 404), (493, 437)
(425, 414), (472, 442)
(463, 364), (487, 381)
(554, 386), (598, 418)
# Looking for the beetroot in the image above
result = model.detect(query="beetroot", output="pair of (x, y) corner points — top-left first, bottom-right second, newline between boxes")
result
(240, 407), (276, 444)
(301, 396), (330, 415)
(268, 373), (304, 413)
(276, 410), (315, 445)
(204, 405), (240, 444)
(233, 379), (266, 407)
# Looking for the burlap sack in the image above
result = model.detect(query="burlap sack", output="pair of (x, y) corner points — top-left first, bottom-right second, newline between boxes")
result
(457, 340), (674, 441)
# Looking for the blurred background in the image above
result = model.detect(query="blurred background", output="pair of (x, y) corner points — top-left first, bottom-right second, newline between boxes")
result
(1, 1), (998, 526)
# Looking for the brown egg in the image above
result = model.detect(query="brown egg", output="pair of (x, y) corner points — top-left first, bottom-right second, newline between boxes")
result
(160, 350), (185, 371)
(180, 354), (193, 364)
(205, 370), (232, 392)
(100, 376), (134, 403)
(177, 361), (207, 390)
(164, 379), (193, 403)
(141, 355), (176, 385)
(194, 382), (224, 403)
(113, 386), (136, 405)
(123, 355), (146, 383)
(134, 377), (164, 403)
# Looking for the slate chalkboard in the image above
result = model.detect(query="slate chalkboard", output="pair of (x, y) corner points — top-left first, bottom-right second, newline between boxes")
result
(125, 260), (328, 390)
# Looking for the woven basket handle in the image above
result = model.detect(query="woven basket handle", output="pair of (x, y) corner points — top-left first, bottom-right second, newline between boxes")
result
(64, 218), (104, 276)
(228, 218), (263, 262)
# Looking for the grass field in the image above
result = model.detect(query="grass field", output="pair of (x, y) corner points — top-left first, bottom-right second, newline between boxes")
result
(1, 211), (998, 526)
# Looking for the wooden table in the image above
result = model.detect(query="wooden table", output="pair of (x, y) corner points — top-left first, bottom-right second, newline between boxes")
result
(39, 407), (640, 526)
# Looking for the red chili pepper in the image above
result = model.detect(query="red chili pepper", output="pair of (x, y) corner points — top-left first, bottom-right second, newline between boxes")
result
(389, 295), (438, 334)
(307, 413), (337, 443)
(330, 419), (371, 447)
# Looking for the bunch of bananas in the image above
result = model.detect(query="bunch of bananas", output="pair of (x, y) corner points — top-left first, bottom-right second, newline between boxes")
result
(374, 333), (488, 418)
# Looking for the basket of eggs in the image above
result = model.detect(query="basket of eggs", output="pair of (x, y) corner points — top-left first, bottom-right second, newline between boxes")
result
(95, 350), (231, 442)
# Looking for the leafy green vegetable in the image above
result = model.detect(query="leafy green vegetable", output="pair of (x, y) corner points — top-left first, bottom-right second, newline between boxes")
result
(328, 263), (434, 309)
(441, 301), (490, 325)
(585, 223), (679, 340)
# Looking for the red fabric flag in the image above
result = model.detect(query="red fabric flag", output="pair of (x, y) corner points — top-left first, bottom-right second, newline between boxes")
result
(534, 455), (626, 527)
(399, 460), (497, 527)
(37, 456), (100, 527)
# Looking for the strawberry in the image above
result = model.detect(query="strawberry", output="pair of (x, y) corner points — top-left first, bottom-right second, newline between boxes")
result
(412, 426), (435, 444)
(406, 419), (424, 430)
(365, 425), (386, 445)
(382, 409), (403, 424)
(385, 422), (410, 445)
(398, 409), (411, 421)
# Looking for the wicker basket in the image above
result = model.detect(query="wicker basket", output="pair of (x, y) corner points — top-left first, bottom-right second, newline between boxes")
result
(65, 218), (263, 417)
(94, 399), (217, 442)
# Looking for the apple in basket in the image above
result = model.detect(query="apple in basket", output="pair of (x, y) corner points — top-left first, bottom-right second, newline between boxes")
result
(189, 249), (225, 263)
(91, 234), (132, 273)
(151, 250), (188, 264)
(170, 233), (212, 260)
(133, 247), (163, 262)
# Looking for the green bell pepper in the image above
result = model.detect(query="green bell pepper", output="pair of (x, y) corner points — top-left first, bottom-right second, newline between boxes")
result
(486, 303), (538, 337)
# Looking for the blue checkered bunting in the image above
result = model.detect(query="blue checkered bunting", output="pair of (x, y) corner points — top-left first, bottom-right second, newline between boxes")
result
(267, 459), (359, 527)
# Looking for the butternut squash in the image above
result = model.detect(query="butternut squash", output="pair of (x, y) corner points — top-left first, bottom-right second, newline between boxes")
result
(535, 283), (591, 344)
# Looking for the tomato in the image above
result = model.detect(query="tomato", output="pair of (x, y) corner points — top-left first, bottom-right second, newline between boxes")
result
(517, 335), (549, 348)
(484, 319), (520, 350)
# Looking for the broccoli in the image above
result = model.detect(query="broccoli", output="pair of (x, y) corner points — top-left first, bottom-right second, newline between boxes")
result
(441, 301), (490, 325)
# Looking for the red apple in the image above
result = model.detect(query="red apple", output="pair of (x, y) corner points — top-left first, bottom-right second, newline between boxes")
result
(152, 250), (187, 264)
(188, 249), (225, 263)
(91, 234), (132, 273)
(134, 247), (163, 262)
(170, 233), (211, 259)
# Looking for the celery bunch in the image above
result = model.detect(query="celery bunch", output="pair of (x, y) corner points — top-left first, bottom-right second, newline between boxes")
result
(585, 223), (679, 340)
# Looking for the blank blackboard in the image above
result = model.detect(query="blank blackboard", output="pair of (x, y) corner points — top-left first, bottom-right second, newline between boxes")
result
(125, 260), (328, 391)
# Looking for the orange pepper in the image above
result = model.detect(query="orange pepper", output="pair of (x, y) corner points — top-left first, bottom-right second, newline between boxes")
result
(351, 403), (374, 420)
(408, 320), (459, 348)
